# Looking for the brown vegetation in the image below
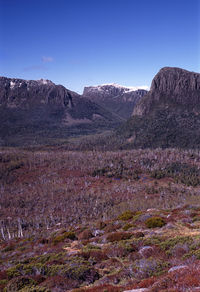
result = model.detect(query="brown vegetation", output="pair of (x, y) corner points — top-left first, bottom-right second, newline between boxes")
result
(1, 147), (200, 290)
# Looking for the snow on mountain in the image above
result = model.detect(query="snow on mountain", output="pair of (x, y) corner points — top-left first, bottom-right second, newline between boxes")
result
(83, 83), (148, 119)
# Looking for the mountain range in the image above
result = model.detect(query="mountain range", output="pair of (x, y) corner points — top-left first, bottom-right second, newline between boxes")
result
(83, 84), (147, 119)
(0, 77), (127, 146)
(1, 67), (200, 148)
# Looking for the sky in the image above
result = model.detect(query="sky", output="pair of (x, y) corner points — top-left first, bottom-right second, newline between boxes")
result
(0, 0), (199, 93)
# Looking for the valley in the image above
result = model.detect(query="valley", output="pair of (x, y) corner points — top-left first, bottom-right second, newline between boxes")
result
(1, 67), (200, 291)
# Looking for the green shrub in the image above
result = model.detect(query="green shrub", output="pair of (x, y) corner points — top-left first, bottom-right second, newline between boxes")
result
(123, 223), (134, 231)
(52, 231), (76, 245)
(7, 265), (22, 279)
(118, 210), (133, 221)
(145, 216), (166, 228)
(159, 236), (194, 251)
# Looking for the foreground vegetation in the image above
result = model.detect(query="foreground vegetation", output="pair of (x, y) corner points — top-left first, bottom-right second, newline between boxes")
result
(1, 148), (200, 291)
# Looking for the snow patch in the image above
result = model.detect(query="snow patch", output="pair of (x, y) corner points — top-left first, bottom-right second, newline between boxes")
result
(40, 79), (49, 85)
(85, 83), (149, 93)
(10, 81), (16, 89)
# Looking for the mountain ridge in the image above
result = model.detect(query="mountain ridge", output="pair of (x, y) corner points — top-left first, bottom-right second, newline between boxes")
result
(83, 83), (148, 119)
(0, 76), (123, 146)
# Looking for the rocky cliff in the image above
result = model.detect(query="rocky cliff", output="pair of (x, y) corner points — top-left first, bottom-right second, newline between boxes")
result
(116, 67), (200, 149)
(83, 84), (148, 119)
(133, 67), (200, 116)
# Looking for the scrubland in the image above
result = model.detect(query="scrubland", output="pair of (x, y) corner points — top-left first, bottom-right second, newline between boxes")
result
(1, 148), (200, 291)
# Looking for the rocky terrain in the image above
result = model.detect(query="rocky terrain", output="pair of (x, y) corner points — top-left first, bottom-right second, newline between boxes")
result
(83, 84), (147, 119)
(1, 148), (200, 291)
(0, 77), (122, 147)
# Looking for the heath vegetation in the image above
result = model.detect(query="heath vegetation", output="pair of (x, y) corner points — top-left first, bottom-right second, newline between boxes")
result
(1, 147), (200, 290)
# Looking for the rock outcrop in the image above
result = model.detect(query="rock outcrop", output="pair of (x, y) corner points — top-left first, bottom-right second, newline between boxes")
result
(133, 67), (200, 116)
(116, 67), (200, 149)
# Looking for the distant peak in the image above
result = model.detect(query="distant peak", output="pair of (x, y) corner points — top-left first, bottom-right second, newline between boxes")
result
(84, 83), (149, 94)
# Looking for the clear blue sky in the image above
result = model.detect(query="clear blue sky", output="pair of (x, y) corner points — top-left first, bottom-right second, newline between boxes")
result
(0, 0), (199, 93)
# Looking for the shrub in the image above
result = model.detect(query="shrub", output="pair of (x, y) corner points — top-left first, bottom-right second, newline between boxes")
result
(82, 249), (108, 262)
(123, 223), (134, 231)
(39, 276), (78, 291)
(7, 265), (22, 279)
(159, 236), (193, 251)
(118, 211), (133, 221)
(52, 231), (76, 245)
(134, 258), (168, 279)
(145, 217), (166, 228)
(106, 232), (132, 242)
(65, 231), (77, 240)
(5, 276), (36, 292)
(78, 229), (93, 240)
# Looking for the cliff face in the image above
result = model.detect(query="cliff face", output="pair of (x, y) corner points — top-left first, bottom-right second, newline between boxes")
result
(133, 67), (200, 116)
(116, 67), (200, 149)
(83, 84), (147, 119)
(0, 77), (77, 109)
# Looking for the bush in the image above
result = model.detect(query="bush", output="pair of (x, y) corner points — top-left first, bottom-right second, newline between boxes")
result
(134, 258), (168, 278)
(123, 223), (134, 231)
(52, 231), (76, 245)
(118, 210), (133, 221)
(5, 276), (36, 292)
(7, 265), (22, 279)
(106, 232), (132, 242)
(145, 217), (166, 228)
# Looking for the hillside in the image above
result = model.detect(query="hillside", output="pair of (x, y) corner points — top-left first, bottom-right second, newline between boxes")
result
(0, 77), (122, 146)
(83, 84), (147, 119)
(116, 67), (200, 149)
(1, 148), (200, 291)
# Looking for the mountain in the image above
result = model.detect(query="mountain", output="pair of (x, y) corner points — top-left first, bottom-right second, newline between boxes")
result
(83, 83), (148, 119)
(116, 67), (200, 149)
(133, 67), (200, 116)
(0, 77), (78, 114)
(0, 77), (122, 146)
